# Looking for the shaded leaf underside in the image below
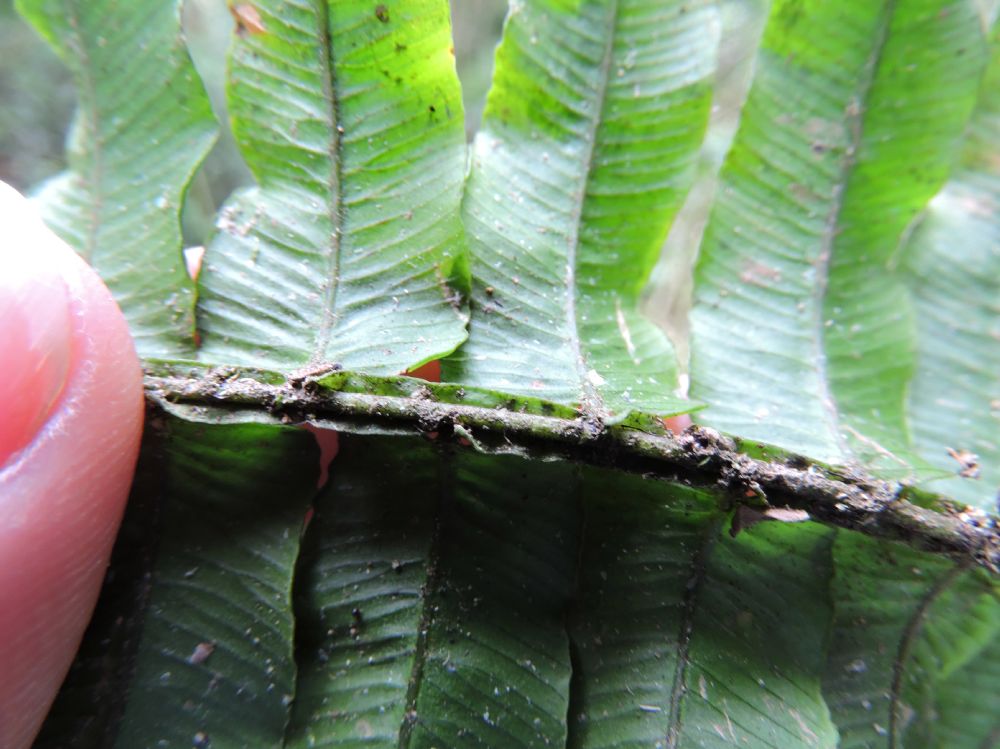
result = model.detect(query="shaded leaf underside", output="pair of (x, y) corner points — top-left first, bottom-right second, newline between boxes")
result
(112, 420), (320, 748)
(926, 630), (1000, 748)
(38, 422), (1000, 749)
(272, 435), (845, 748)
(569, 471), (838, 749)
(823, 532), (1000, 749)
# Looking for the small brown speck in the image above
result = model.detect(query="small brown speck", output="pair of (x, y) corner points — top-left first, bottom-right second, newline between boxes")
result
(230, 4), (266, 36)
(947, 447), (980, 479)
(188, 642), (216, 665)
(375, 4), (390, 22)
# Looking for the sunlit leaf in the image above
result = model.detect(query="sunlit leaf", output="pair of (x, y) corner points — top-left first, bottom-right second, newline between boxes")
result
(196, 0), (469, 375)
(690, 0), (991, 478)
(444, 0), (718, 420)
(903, 32), (1000, 510)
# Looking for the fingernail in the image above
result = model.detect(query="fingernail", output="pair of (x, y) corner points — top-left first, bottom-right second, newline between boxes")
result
(0, 188), (74, 467)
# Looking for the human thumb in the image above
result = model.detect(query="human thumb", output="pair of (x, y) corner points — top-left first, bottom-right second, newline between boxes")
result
(0, 182), (144, 748)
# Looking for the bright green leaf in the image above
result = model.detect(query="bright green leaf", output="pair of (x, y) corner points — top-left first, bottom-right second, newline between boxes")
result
(14, 0), (216, 357)
(196, 0), (469, 375)
(444, 0), (718, 420)
(903, 33), (1000, 510)
(690, 0), (991, 478)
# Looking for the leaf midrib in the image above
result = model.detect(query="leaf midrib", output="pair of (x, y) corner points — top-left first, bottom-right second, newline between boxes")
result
(563, 0), (619, 415)
(665, 518), (722, 747)
(813, 0), (897, 457)
(396, 451), (450, 749)
(311, 0), (344, 362)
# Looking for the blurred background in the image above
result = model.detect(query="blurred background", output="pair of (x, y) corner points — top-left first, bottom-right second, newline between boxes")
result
(0, 0), (765, 366)
(0, 0), (76, 190)
(0, 0), (511, 195)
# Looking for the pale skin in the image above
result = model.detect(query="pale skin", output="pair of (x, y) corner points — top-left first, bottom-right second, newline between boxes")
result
(0, 182), (144, 748)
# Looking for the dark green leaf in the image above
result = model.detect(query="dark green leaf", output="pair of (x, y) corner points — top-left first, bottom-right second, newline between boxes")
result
(288, 436), (580, 747)
(286, 434), (439, 747)
(822, 531), (1000, 748)
(112, 419), (319, 748)
(569, 471), (838, 748)
(922, 630), (1000, 748)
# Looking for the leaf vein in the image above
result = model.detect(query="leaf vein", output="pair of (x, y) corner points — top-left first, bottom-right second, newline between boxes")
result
(563, 0), (619, 416)
(312, 0), (344, 362)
